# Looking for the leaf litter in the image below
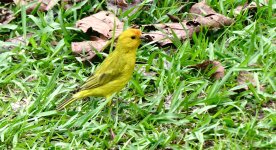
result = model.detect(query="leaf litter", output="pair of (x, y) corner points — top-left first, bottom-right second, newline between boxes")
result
(1, 0), (269, 94)
(106, 0), (151, 15)
(73, 11), (124, 61)
(143, 1), (234, 46)
(233, 1), (269, 16)
(11, 0), (79, 13)
(1, 33), (34, 50)
(1, 1), (264, 61)
(10, 98), (30, 111)
(71, 36), (109, 61)
(0, 7), (15, 24)
(237, 71), (256, 91)
(76, 11), (124, 38)
(236, 71), (265, 92)
(189, 60), (225, 80)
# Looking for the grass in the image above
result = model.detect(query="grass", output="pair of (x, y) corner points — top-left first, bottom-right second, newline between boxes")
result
(0, 0), (275, 149)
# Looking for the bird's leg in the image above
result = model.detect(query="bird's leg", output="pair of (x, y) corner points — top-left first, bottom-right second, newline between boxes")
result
(108, 105), (112, 120)
(106, 95), (114, 120)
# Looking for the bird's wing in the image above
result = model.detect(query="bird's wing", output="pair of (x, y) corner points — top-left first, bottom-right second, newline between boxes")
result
(80, 50), (126, 90)
(80, 70), (121, 90)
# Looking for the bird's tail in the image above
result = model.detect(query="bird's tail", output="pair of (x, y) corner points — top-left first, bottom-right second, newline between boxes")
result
(56, 97), (78, 111)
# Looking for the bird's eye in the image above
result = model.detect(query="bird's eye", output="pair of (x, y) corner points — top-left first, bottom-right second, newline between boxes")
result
(131, 36), (136, 39)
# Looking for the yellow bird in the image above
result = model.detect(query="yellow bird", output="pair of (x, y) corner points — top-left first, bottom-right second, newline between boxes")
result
(57, 28), (142, 110)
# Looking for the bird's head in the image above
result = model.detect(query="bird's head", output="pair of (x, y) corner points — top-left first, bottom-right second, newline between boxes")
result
(117, 28), (142, 50)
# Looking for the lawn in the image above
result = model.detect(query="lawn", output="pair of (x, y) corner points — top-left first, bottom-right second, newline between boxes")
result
(0, 0), (275, 149)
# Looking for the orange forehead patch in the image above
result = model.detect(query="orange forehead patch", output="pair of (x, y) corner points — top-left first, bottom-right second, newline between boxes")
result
(133, 29), (141, 36)
(127, 28), (141, 36)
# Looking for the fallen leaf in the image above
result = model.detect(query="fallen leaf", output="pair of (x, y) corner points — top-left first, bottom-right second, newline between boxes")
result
(6, 33), (33, 44)
(139, 66), (157, 77)
(261, 99), (275, 109)
(74, 11), (125, 60)
(143, 21), (200, 46)
(190, 60), (225, 80)
(143, 31), (171, 46)
(13, 0), (81, 12)
(14, 0), (55, 13)
(246, 2), (263, 9)
(235, 71), (266, 92)
(167, 14), (180, 23)
(76, 11), (124, 39)
(116, 0), (128, 7)
(194, 14), (233, 29)
(110, 128), (116, 140)
(71, 36), (109, 61)
(190, 1), (234, 28)
(233, 5), (245, 16)
(93, 11), (124, 38)
(189, 1), (216, 16)
(45, 0), (59, 11)
(107, 0), (130, 13)
(203, 140), (214, 149)
(233, 2), (264, 16)
(143, 2), (233, 46)
(11, 98), (30, 111)
(2, 33), (33, 49)
(0, 7), (15, 24)
(237, 71), (256, 91)
(63, 0), (81, 10)
(164, 94), (173, 110)
(106, 0), (152, 15)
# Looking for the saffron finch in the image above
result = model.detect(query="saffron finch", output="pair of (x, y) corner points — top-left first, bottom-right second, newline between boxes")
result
(57, 28), (142, 110)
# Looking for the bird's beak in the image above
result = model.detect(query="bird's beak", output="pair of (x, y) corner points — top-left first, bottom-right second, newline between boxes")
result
(140, 35), (147, 40)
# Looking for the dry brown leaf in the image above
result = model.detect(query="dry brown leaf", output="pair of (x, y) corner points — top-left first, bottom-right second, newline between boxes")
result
(233, 5), (244, 16)
(237, 71), (256, 91)
(245, 2), (264, 9)
(143, 2), (233, 46)
(93, 11), (124, 38)
(110, 128), (116, 140)
(63, 0), (81, 9)
(143, 31), (171, 46)
(190, 1), (234, 28)
(13, 0), (80, 12)
(74, 11), (124, 60)
(236, 71), (266, 92)
(0, 7), (15, 24)
(233, 2), (264, 16)
(195, 14), (233, 29)
(45, 0), (59, 11)
(71, 36), (109, 61)
(139, 66), (157, 77)
(143, 21), (200, 46)
(14, 0), (55, 13)
(191, 60), (225, 80)
(76, 11), (124, 39)
(107, 0), (151, 15)
(116, 0), (128, 7)
(167, 14), (180, 23)
(76, 16), (110, 36)
(6, 33), (33, 44)
(189, 1), (216, 16)
(3, 33), (33, 49)
(107, 0), (130, 13)
(11, 98), (30, 111)
(165, 94), (173, 110)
